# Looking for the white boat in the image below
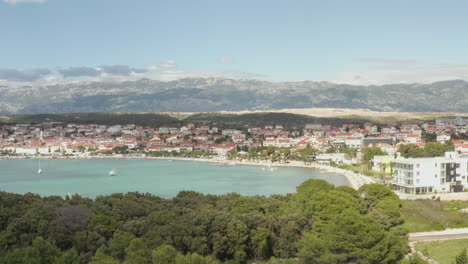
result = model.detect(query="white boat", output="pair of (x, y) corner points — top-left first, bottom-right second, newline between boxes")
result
(109, 168), (117, 176)
(37, 159), (43, 174)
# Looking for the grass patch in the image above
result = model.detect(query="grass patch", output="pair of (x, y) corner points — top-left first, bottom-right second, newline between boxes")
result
(402, 199), (468, 232)
(414, 239), (468, 264)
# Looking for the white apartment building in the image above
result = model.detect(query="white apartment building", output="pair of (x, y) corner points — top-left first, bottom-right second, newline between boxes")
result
(345, 137), (362, 149)
(391, 152), (468, 195)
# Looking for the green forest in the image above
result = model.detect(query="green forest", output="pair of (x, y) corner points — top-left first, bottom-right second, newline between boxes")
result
(0, 180), (409, 264)
(0, 112), (426, 129)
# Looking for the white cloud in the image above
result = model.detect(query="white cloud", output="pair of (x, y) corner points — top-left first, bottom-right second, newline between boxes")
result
(0, 68), (51, 81)
(356, 58), (418, 66)
(143, 69), (266, 82)
(336, 62), (468, 85)
(219, 57), (234, 64)
(161, 60), (177, 68)
(3, 0), (46, 4)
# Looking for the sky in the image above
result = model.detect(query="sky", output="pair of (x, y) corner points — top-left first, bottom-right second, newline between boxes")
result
(1, 0), (468, 85)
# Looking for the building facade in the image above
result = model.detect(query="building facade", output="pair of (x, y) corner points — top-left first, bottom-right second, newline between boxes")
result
(391, 152), (468, 194)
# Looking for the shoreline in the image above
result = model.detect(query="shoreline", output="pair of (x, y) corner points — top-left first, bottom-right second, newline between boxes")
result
(1, 154), (375, 190)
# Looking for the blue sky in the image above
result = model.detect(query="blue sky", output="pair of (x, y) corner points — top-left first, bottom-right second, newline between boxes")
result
(1, 0), (468, 85)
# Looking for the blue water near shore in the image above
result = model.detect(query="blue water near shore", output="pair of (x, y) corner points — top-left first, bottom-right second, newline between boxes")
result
(0, 159), (349, 198)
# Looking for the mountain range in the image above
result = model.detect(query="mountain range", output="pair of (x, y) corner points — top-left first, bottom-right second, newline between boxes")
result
(0, 78), (467, 114)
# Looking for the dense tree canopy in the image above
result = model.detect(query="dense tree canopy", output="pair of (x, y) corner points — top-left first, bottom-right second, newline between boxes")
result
(0, 180), (408, 263)
(398, 142), (455, 158)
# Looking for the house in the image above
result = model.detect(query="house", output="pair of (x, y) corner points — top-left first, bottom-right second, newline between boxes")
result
(209, 144), (236, 156)
(403, 134), (421, 143)
(344, 137), (362, 149)
(453, 140), (468, 154)
(222, 129), (242, 136)
(364, 123), (378, 133)
(315, 153), (345, 164)
(436, 133), (451, 143)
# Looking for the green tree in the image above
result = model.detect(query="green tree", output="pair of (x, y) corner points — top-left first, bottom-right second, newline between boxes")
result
(424, 142), (454, 157)
(251, 228), (273, 260)
(89, 245), (118, 264)
(152, 245), (178, 264)
(31, 236), (61, 264)
(76, 145), (86, 153)
(175, 253), (220, 264)
(298, 209), (406, 264)
(398, 144), (425, 158)
(358, 184), (404, 230)
(55, 248), (82, 264)
(108, 230), (135, 261)
(112, 146), (129, 154)
(232, 196), (264, 214)
(454, 248), (468, 264)
(125, 238), (150, 264)
(363, 147), (386, 167)
(400, 255), (428, 264)
(226, 219), (249, 262)
(2, 247), (41, 264)
(298, 147), (318, 158)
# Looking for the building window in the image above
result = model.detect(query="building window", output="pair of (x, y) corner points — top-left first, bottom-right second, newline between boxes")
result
(435, 163), (438, 167)
(435, 174), (437, 178)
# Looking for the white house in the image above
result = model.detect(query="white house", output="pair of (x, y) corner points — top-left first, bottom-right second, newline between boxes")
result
(315, 153), (346, 164)
(436, 133), (451, 143)
(209, 144), (236, 156)
(403, 134), (421, 143)
(15, 146), (37, 155)
(345, 137), (362, 149)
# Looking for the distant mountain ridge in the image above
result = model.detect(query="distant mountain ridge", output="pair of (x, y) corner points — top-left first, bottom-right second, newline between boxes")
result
(0, 78), (467, 114)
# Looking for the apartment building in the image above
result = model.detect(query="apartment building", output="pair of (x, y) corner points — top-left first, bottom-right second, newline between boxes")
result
(391, 152), (468, 194)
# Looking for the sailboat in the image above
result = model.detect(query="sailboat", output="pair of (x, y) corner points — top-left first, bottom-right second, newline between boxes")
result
(109, 168), (117, 176)
(37, 159), (43, 174)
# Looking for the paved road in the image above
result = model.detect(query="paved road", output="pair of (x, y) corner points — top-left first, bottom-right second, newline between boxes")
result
(409, 229), (468, 242)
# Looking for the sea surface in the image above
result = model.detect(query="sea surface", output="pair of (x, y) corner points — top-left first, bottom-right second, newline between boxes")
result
(0, 159), (349, 198)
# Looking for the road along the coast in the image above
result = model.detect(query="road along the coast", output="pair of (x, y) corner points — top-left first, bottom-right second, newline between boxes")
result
(409, 228), (468, 242)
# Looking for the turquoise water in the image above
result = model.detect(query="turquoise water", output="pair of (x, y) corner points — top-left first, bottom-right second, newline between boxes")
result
(0, 159), (349, 198)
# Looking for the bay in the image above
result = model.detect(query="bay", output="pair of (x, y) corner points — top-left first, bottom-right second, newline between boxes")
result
(0, 159), (349, 198)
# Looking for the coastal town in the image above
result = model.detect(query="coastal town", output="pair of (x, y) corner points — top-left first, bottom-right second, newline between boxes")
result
(1, 116), (468, 196)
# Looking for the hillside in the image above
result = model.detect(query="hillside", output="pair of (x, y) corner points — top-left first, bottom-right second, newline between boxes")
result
(2, 110), (467, 128)
(0, 78), (467, 114)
